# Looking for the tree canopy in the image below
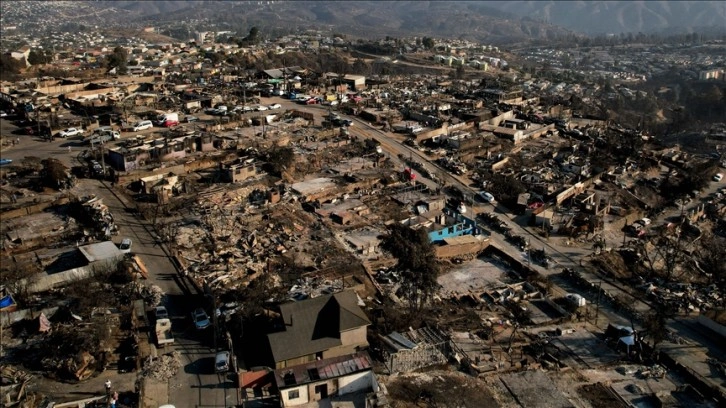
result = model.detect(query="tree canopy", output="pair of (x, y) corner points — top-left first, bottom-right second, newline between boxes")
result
(422, 37), (435, 49)
(381, 224), (440, 313)
(105, 46), (128, 74)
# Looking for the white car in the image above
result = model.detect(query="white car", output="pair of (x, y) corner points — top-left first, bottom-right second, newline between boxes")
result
(132, 121), (153, 132)
(714, 173), (723, 182)
(638, 218), (652, 226)
(268, 103), (281, 110)
(119, 238), (132, 253)
(256, 105), (268, 111)
(477, 191), (495, 203)
(57, 128), (83, 138)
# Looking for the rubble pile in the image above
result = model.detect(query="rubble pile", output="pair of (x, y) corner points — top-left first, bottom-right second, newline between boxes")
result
(131, 283), (165, 307)
(1, 365), (44, 407)
(79, 195), (118, 238)
(640, 281), (723, 315)
(41, 351), (96, 381)
(141, 351), (181, 381)
(178, 195), (341, 294)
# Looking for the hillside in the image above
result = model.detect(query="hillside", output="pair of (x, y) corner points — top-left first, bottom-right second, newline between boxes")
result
(485, 1), (726, 35)
(100, 1), (577, 45)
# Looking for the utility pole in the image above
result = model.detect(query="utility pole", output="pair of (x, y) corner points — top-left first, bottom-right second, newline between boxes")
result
(595, 281), (603, 326)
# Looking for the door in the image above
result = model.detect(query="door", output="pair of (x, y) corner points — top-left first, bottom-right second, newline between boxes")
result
(315, 383), (328, 399)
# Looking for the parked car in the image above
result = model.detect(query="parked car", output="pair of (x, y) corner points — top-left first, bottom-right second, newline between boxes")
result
(184, 116), (199, 123)
(215, 351), (230, 373)
(155, 306), (169, 320)
(119, 238), (132, 253)
(57, 127), (83, 138)
(132, 120), (153, 132)
(86, 131), (120, 145)
(714, 173), (724, 182)
(477, 191), (495, 203)
(639, 218), (652, 226)
(268, 103), (282, 110)
(0, 158), (13, 166)
(256, 105), (268, 111)
(192, 308), (211, 330)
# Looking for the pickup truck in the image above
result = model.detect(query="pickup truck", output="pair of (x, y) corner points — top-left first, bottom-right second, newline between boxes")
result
(155, 318), (174, 347)
(57, 127), (84, 138)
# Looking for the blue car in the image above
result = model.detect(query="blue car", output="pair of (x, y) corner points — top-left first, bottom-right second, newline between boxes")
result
(191, 308), (211, 330)
(0, 158), (12, 166)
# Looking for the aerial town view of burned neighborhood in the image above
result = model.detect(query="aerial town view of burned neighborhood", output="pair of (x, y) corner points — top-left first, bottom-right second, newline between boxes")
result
(1, 1), (726, 407)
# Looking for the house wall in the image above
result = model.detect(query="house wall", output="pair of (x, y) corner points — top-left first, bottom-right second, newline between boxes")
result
(428, 209), (481, 242)
(228, 164), (257, 182)
(277, 354), (316, 370)
(280, 370), (376, 407)
(488, 110), (516, 126)
(428, 222), (472, 242)
(434, 238), (490, 259)
(555, 178), (596, 204)
(322, 344), (360, 361)
(307, 379), (339, 403)
(340, 326), (367, 347)
(338, 370), (375, 395)
(281, 384), (310, 406)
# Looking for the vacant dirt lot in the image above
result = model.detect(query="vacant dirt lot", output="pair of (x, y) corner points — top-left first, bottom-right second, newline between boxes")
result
(383, 369), (504, 408)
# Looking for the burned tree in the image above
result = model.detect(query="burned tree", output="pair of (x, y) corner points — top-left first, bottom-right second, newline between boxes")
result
(695, 233), (726, 297)
(264, 146), (295, 176)
(635, 223), (691, 284)
(40, 158), (72, 189)
(381, 224), (440, 314)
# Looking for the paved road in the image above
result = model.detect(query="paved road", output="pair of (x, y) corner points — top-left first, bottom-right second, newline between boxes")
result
(2, 116), (236, 406)
(328, 115), (649, 326)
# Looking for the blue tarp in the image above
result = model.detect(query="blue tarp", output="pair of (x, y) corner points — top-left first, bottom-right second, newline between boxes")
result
(0, 295), (16, 309)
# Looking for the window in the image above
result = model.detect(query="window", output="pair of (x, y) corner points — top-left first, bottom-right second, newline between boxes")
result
(288, 390), (300, 399)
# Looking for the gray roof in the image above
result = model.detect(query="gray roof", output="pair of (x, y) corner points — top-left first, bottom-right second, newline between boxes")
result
(78, 241), (124, 263)
(263, 69), (284, 79)
(268, 290), (370, 364)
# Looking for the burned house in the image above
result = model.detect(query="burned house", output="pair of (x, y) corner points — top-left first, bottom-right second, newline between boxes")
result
(224, 157), (259, 183)
(107, 133), (214, 171)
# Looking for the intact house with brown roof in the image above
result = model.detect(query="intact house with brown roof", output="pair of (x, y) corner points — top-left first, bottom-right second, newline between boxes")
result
(267, 290), (371, 369)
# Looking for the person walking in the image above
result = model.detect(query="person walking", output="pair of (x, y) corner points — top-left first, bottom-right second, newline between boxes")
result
(104, 379), (112, 396)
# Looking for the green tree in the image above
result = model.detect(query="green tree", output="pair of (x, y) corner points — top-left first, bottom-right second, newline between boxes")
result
(422, 37), (435, 50)
(381, 224), (440, 314)
(204, 51), (224, 65)
(28, 50), (50, 65)
(0, 54), (23, 80)
(241, 27), (260, 45)
(105, 46), (128, 74)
